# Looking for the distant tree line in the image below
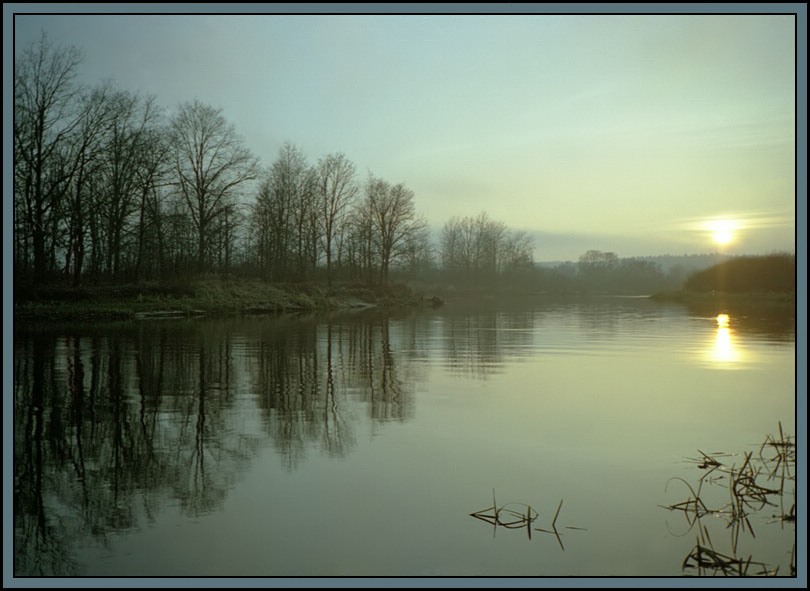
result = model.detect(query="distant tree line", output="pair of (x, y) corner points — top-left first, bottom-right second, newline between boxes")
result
(523, 250), (683, 295)
(439, 211), (534, 288)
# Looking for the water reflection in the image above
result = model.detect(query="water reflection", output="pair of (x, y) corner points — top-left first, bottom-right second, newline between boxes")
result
(679, 298), (795, 343)
(438, 306), (535, 379)
(709, 314), (744, 367)
(250, 317), (415, 467)
(12, 299), (796, 576)
(13, 317), (423, 575)
(14, 329), (259, 575)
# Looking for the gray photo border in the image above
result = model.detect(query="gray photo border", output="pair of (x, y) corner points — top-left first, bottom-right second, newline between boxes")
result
(3, 3), (806, 589)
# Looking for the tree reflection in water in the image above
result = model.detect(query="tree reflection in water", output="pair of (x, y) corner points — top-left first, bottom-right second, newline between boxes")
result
(439, 306), (536, 379)
(13, 314), (423, 575)
(16, 301), (787, 576)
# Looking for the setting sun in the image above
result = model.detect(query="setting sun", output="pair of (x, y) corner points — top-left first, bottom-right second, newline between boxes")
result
(707, 219), (737, 246)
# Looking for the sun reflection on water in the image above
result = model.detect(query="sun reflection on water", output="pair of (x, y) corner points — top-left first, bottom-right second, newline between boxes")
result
(708, 313), (743, 367)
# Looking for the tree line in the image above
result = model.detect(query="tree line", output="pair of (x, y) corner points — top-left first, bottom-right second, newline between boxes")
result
(14, 33), (534, 290)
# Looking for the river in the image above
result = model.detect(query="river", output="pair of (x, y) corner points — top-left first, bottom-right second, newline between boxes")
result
(12, 295), (796, 578)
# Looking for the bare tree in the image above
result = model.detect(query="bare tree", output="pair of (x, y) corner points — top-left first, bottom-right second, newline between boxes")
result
(132, 116), (172, 280)
(291, 165), (318, 281)
(440, 216), (463, 276)
(440, 211), (533, 286)
(315, 153), (358, 287)
(345, 199), (376, 283)
(96, 91), (166, 278)
(401, 220), (434, 277)
(61, 83), (118, 285)
(474, 211), (506, 280)
(251, 176), (277, 279)
(500, 229), (534, 273)
(363, 176), (426, 285)
(440, 215), (478, 279)
(251, 143), (314, 281)
(169, 100), (258, 273)
(14, 32), (83, 281)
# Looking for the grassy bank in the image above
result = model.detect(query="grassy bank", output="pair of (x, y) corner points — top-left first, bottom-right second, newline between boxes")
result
(14, 277), (430, 323)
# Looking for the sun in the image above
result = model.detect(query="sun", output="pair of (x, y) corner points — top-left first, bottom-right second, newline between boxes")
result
(708, 219), (737, 246)
(712, 227), (734, 245)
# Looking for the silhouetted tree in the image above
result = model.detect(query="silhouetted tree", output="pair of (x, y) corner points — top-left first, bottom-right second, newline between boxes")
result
(362, 176), (425, 285)
(169, 100), (258, 273)
(315, 153), (358, 286)
(132, 120), (173, 280)
(251, 143), (315, 281)
(499, 229), (535, 287)
(61, 83), (119, 285)
(14, 32), (83, 282)
(440, 211), (533, 287)
(401, 221), (434, 277)
(96, 91), (165, 278)
(345, 198), (376, 283)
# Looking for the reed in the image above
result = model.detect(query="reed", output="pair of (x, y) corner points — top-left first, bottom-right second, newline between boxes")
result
(469, 489), (580, 546)
(469, 489), (538, 540)
(662, 423), (795, 577)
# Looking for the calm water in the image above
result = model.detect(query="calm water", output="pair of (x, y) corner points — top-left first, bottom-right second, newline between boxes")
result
(13, 296), (796, 578)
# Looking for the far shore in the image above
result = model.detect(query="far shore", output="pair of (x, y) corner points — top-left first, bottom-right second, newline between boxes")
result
(13, 274), (797, 325)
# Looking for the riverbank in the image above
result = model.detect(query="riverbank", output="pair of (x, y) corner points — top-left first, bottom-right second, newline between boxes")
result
(14, 279), (798, 325)
(13, 277), (432, 324)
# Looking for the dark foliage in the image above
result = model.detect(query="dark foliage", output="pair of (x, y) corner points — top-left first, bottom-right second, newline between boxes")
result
(684, 254), (795, 294)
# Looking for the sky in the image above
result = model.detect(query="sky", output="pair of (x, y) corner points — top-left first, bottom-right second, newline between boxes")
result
(7, 5), (803, 262)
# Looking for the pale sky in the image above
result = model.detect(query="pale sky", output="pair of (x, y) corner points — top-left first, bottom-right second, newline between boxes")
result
(7, 5), (802, 261)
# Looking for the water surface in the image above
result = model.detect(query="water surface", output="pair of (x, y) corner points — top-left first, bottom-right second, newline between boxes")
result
(13, 296), (796, 577)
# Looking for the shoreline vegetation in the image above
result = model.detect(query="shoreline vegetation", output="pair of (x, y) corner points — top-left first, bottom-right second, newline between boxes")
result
(13, 278), (796, 325)
(13, 278), (436, 324)
(13, 252), (796, 324)
(649, 252), (796, 316)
